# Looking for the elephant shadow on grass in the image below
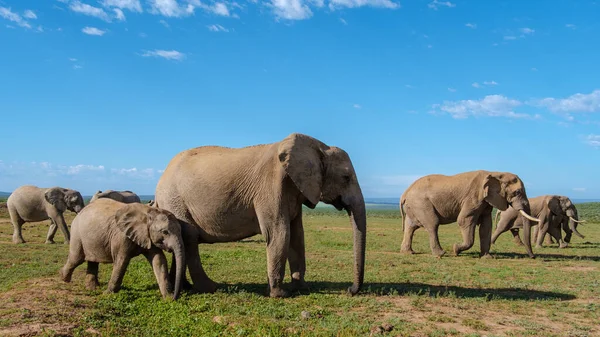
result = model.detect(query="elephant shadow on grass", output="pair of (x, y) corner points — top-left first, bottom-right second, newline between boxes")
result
(194, 281), (575, 302)
(491, 251), (600, 262)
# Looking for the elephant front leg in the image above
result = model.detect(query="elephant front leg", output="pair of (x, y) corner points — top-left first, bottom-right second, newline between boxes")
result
(288, 214), (307, 291)
(46, 219), (58, 244)
(453, 214), (476, 256)
(145, 249), (171, 298)
(48, 214), (70, 245)
(491, 217), (514, 245)
(478, 212), (493, 258)
(425, 224), (446, 258)
(510, 229), (524, 246)
(106, 255), (132, 294)
(258, 211), (291, 298)
(9, 215), (25, 244)
(86, 262), (100, 290)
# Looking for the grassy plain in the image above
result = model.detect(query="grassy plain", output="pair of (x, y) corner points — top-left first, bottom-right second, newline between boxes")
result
(0, 201), (599, 337)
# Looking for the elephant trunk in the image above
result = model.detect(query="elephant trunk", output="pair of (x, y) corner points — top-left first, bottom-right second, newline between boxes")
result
(569, 217), (585, 239)
(172, 236), (186, 300)
(345, 194), (366, 296)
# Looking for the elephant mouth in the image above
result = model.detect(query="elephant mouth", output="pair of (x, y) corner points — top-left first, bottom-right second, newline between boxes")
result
(331, 196), (346, 211)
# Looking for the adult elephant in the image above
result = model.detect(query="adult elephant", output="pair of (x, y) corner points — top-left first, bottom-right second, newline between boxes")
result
(7, 185), (85, 244)
(493, 195), (585, 248)
(155, 133), (366, 298)
(400, 171), (540, 259)
(90, 190), (141, 204)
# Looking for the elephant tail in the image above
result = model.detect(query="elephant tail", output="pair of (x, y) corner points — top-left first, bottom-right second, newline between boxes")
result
(400, 198), (407, 232)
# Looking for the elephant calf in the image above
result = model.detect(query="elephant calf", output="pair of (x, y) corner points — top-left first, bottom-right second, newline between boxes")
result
(7, 185), (85, 244)
(90, 190), (141, 204)
(60, 198), (186, 300)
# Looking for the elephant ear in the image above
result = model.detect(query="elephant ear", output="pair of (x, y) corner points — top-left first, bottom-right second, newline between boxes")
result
(278, 133), (325, 206)
(547, 196), (563, 216)
(114, 204), (152, 249)
(482, 175), (509, 211)
(44, 188), (67, 212)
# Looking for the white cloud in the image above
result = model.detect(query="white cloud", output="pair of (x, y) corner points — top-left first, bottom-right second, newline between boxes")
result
(82, 26), (106, 36)
(472, 82), (481, 88)
(353, 103), (361, 109)
(427, 0), (455, 10)
(114, 8), (126, 20)
(339, 18), (347, 25)
(148, 0), (194, 17)
(67, 164), (105, 175)
(520, 27), (535, 35)
(531, 67), (538, 71)
(405, 84), (414, 88)
(329, 0), (399, 10)
(212, 2), (230, 16)
(69, 58), (78, 62)
(23, 10), (37, 19)
(565, 24), (576, 29)
(207, 24), (228, 32)
(69, 1), (112, 21)
(73, 65), (83, 70)
(535, 90), (600, 113)
(433, 95), (534, 119)
(503, 35), (517, 40)
(141, 49), (186, 61)
(448, 87), (456, 92)
(0, 7), (32, 29)
(483, 80), (498, 86)
(585, 134), (600, 148)
(159, 19), (169, 27)
(101, 0), (143, 12)
(465, 23), (476, 29)
(271, 0), (313, 20)
(573, 187), (587, 192)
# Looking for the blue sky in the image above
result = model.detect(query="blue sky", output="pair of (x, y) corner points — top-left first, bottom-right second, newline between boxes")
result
(1, 0), (599, 198)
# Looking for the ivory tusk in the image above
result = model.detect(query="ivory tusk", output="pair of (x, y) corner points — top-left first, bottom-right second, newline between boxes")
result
(569, 217), (586, 224)
(519, 209), (541, 222)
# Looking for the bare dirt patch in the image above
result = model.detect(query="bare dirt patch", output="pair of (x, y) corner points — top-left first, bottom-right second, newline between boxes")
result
(0, 276), (93, 336)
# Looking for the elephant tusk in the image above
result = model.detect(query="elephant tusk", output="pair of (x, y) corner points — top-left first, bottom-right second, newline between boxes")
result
(519, 210), (541, 222)
(569, 217), (586, 224)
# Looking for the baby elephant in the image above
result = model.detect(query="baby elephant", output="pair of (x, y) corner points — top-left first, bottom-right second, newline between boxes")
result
(60, 198), (186, 300)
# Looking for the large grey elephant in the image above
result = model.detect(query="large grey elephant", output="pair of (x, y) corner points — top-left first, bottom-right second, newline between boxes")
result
(400, 170), (540, 259)
(60, 198), (185, 300)
(90, 190), (141, 204)
(493, 195), (585, 248)
(155, 133), (366, 298)
(7, 185), (85, 244)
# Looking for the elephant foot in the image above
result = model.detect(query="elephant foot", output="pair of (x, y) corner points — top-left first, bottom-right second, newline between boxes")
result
(269, 286), (290, 298)
(535, 244), (543, 249)
(45, 240), (56, 244)
(480, 253), (494, 259)
(290, 279), (308, 291)
(400, 248), (416, 255)
(513, 239), (524, 246)
(433, 249), (446, 258)
(13, 238), (25, 244)
(452, 244), (462, 257)
(192, 279), (218, 294)
(559, 242), (568, 249)
(86, 276), (100, 290)
(60, 268), (71, 282)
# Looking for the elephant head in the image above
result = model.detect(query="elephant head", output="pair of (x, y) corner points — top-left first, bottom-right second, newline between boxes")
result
(278, 133), (366, 295)
(114, 204), (185, 300)
(45, 187), (85, 214)
(481, 172), (539, 258)
(550, 196), (585, 242)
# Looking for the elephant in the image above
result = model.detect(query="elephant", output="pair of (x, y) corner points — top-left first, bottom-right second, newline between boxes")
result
(155, 133), (366, 298)
(492, 195), (585, 248)
(90, 190), (141, 204)
(59, 198), (185, 300)
(147, 200), (156, 207)
(400, 170), (540, 259)
(7, 185), (85, 244)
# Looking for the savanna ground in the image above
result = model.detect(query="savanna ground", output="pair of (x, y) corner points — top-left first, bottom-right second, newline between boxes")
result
(0, 200), (599, 337)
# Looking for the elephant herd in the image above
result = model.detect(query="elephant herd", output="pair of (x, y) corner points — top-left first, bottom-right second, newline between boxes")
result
(4, 133), (589, 301)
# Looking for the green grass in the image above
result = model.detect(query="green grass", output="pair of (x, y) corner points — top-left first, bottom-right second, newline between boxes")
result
(0, 203), (599, 336)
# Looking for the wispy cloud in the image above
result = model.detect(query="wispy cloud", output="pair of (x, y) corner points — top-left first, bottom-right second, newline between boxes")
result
(101, 0), (143, 12)
(114, 8), (126, 20)
(329, 0), (399, 10)
(0, 6), (33, 29)
(270, 0), (313, 20)
(483, 80), (498, 86)
(159, 19), (169, 28)
(472, 82), (481, 88)
(432, 95), (537, 119)
(465, 23), (476, 29)
(585, 135), (600, 148)
(82, 26), (106, 36)
(339, 18), (347, 25)
(448, 87), (457, 92)
(573, 187), (587, 192)
(141, 49), (186, 61)
(353, 103), (362, 109)
(207, 24), (228, 32)
(520, 27), (535, 35)
(427, 0), (455, 10)
(565, 23), (576, 29)
(473, 81), (498, 88)
(23, 10), (37, 19)
(534, 90), (600, 113)
(69, 1), (112, 21)
(148, 0), (194, 17)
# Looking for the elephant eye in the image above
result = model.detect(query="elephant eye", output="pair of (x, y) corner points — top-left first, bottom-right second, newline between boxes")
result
(161, 229), (169, 235)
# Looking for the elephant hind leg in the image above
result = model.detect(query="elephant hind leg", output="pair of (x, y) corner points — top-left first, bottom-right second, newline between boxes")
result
(491, 217), (514, 244)
(510, 229), (524, 246)
(405, 204), (444, 257)
(400, 215), (419, 254)
(8, 207), (25, 244)
(61, 249), (85, 283)
(453, 214), (477, 256)
(85, 262), (100, 290)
